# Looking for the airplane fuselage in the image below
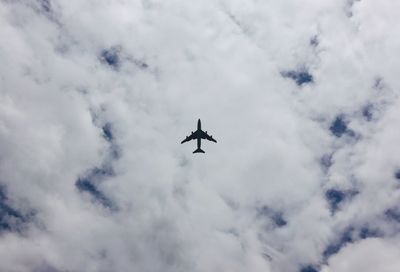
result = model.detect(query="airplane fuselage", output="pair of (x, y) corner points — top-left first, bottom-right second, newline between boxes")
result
(196, 119), (202, 151)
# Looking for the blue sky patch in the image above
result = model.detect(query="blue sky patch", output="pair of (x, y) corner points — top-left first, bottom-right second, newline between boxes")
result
(323, 227), (353, 259)
(75, 167), (116, 210)
(76, 177), (115, 210)
(394, 170), (400, 180)
(281, 69), (313, 86)
(385, 208), (400, 223)
(329, 116), (347, 137)
(300, 265), (319, 272)
(362, 104), (373, 121)
(102, 123), (114, 142)
(329, 115), (356, 138)
(323, 225), (382, 260)
(100, 47), (121, 69)
(325, 189), (358, 214)
(0, 186), (31, 233)
(325, 189), (345, 213)
(101, 123), (121, 159)
(358, 226), (381, 239)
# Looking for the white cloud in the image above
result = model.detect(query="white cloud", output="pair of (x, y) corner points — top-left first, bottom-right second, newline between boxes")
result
(0, 0), (399, 271)
(322, 238), (400, 272)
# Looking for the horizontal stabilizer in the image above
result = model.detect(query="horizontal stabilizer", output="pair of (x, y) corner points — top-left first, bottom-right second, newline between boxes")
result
(193, 148), (205, 154)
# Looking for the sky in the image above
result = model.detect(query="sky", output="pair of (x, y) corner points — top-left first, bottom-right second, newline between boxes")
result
(1, 0), (400, 271)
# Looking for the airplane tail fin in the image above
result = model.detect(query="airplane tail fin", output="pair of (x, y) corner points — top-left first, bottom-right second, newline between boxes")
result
(193, 148), (205, 154)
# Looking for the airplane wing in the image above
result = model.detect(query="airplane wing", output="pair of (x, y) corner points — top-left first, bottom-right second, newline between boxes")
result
(200, 130), (217, 143)
(181, 132), (196, 144)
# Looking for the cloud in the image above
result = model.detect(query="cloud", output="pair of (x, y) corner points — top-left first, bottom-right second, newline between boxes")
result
(321, 238), (400, 272)
(0, 0), (400, 271)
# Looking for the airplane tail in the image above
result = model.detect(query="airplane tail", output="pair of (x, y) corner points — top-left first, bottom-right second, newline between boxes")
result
(193, 148), (205, 154)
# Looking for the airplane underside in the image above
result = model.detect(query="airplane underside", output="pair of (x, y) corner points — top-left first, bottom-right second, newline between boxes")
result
(193, 138), (205, 153)
(181, 119), (216, 154)
(193, 148), (205, 153)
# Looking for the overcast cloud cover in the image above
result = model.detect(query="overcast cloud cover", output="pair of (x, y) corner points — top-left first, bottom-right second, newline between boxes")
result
(1, 0), (400, 271)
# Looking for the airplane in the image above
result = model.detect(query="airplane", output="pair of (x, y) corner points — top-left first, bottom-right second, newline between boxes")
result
(181, 119), (217, 153)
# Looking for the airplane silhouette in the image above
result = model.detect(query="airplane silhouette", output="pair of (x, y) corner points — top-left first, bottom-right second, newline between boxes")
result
(181, 119), (217, 153)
